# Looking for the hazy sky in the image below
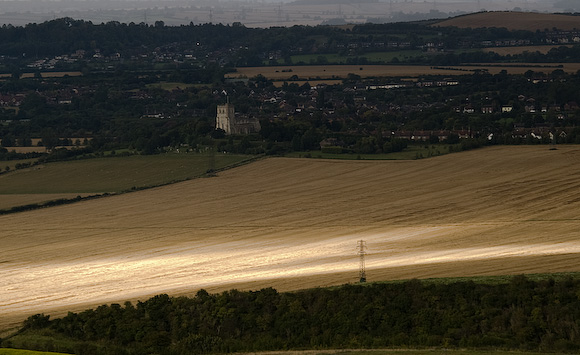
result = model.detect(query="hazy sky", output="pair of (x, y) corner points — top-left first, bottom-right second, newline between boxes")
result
(0, 0), (572, 27)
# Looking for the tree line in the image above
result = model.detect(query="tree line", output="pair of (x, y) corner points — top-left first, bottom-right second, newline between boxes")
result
(4, 275), (580, 354)
(0, 17), (562, 65)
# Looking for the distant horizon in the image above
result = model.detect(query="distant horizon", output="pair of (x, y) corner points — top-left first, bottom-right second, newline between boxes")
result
(0, 0), (573, 27)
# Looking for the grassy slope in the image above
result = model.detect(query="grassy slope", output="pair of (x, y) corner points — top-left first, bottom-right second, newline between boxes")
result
(0, 349), (68, 355)
(0, 153), (251, 194)
(0, 347), (568, 355)
(286, 145), (452, 160)
(0, 144), (448, 210)
(0, 153), (253, 209)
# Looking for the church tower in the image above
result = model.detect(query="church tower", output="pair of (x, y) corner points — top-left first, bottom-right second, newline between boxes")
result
(216, 101), (235, 135)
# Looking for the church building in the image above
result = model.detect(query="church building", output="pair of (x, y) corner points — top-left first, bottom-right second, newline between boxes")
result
(215, 101), (260, 135)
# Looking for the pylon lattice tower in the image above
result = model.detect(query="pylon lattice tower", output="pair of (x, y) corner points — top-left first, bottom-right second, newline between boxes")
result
(357, 240), (367, 283)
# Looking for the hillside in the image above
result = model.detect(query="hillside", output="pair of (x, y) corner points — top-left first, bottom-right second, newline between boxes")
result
(434, 11), (580, 31)
(2, 146), (580, 332)
(0, 154), (251, 211)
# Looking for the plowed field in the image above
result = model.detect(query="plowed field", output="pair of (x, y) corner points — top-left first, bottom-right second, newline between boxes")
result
(2, 146), (580, 332)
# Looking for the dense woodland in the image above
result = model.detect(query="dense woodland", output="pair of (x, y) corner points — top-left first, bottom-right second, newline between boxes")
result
(4, 275), (580, 354)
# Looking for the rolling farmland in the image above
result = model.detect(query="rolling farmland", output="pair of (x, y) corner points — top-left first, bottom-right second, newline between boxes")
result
(226, 64), (580, 81)
(2, 146), (580, 332)
(434, 11), (580, 31)
(0, 153), (251, 210)
(483, 45), (574, 56)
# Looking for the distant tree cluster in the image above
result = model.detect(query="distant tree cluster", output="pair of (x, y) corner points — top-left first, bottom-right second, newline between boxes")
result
(6, 276), (580, 354)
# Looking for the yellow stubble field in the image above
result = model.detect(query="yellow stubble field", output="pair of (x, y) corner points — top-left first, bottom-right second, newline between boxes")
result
(2, 146), (580, 332)
(435, 11), (580, 32)
(483, 45), (573, 56)
(227, 64), (580, 81)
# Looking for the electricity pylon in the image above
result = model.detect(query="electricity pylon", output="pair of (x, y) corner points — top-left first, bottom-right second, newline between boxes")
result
(357, 240), (367, 283)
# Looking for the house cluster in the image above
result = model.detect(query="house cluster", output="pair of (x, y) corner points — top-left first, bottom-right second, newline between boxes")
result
(0, 87), (92, 109)
(480, 39), (532, 47)
(22, 41), (221, 71)
(518, 94), (578, 117)
(392, 130), (473, 142)
(0, 93), (25, 107)
(511, 126), (570, 141)
(366, 127), (571, 143)
(44, 89), (83, 105)
(365, 79), (459, 90)
(544, 30), (580, 44)
(26, 50), (86, 70)
(446, 91), (580, 116)
(332, 41), (412, 51)
(453, 104), (513, 115)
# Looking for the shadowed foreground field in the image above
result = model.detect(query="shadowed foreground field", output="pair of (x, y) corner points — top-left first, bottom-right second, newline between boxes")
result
(2, 146), (580, 332)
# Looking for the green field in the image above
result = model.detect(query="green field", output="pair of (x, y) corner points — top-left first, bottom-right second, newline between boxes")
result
(0, 350), (568, 355)
(332, 352), (569, 355)
(145, 81), (198, 91)
(0, 153), (254, 194)
(0, 350), (68, 355)
(361, 50), (427, 63)
(286, 144), (454, 160)
(291, 50), (424, 64)
(0, 158), (38, 172)
(0, 144), (453, 212)
(1, 331), (83, 355)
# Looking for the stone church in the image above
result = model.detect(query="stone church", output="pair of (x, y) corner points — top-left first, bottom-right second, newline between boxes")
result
(216, 102), (261, 135)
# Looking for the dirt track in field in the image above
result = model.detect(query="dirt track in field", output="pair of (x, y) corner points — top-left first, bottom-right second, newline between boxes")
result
(2, 146), (580, 332)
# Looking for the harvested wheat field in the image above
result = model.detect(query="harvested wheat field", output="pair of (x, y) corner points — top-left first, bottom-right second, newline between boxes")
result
(227, 64), (580, 80)
(2, 146), (580, 332)
(227, 65), (475, 80)
(483, 45), (573, 56)
(435, 11), (580, 31)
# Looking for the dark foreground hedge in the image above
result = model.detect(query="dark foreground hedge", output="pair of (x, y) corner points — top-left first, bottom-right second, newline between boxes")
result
(6, 275), (580, 354)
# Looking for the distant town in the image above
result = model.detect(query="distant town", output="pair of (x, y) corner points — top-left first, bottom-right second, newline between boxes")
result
(1, 12), (580, 164)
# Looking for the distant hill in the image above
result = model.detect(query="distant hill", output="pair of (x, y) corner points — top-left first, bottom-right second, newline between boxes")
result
(434, 11), (580, 31)
(291, 0), (378, 4)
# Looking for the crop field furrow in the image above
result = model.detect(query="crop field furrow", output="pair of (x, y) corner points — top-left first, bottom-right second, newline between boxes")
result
(2, 146), (580, 331)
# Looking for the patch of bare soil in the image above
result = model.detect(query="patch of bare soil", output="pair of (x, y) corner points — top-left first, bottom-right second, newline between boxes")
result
(2, 146), (580, 332)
